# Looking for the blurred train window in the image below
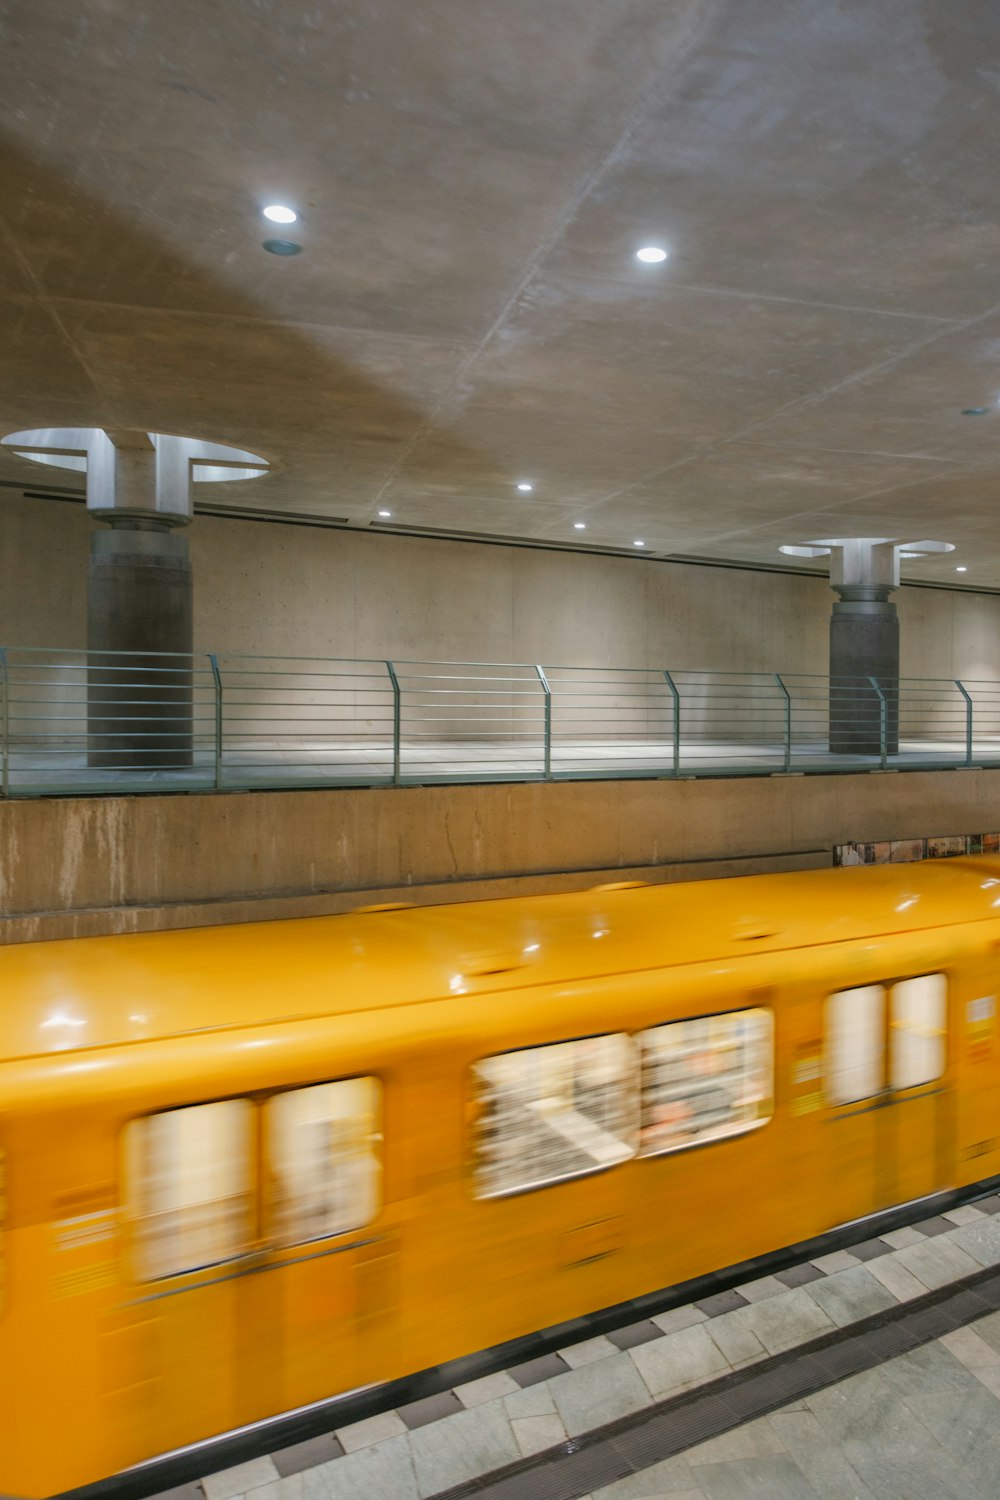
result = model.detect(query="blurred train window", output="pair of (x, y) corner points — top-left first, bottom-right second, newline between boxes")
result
(265, 1078), (381, 1246)
(125, 1100), (253, 1281)
(472, 1034), (635, 1199)
(890, 974), (946, 1091)
(827, 986), (885, 1104)
(637, 1009), (773, 1156)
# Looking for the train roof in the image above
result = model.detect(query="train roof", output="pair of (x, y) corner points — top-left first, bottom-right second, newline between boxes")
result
(2, 854), (1000, 1062)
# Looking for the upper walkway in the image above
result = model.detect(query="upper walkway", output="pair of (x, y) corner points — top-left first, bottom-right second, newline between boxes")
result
(2, 647), (1000, 797)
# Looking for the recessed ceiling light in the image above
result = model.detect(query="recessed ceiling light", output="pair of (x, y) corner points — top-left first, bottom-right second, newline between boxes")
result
(633, 540), (645, 547)
(636, 246), (668, 263)
(574, 522), (586, 530)
(517, 482), (533, 492)
(263, 204), (298, 224)
(957, 565), (968, 572)
(262, 239), (302, 256)
(962, 407), (990, 416)
(378, 509), (391, 518)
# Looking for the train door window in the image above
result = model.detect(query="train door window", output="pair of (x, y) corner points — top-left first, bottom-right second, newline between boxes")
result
(472, 1034), (635, 1199)
(637, 1008), (773, 1156)
(264, 1078), (381, 1247)
(890, 974), (946, 1091)
(125, 1099), (254, 1281)
(826, 986), (885, 1104)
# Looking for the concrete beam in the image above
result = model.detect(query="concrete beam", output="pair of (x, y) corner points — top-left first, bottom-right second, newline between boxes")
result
(2, 770), (999, 942)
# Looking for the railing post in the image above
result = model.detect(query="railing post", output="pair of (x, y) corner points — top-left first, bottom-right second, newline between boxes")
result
(663, 670), (680, 776)
(386, 661), (401, 784)
(775, 674), (792, 772)
(535, 665), (552, 780)
(956, 679), (973, 767)
(208, 653), (223, 790)
(0, 649), (8, 799)
(870, 676), (888, 768)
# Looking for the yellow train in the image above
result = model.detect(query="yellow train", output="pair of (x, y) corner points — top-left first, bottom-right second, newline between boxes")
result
(4, 856), (1000, 1498)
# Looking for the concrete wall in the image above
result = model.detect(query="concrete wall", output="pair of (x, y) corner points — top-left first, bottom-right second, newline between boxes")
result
(3, 767), (1000, 943)
(3, 489), (996, 679)
(4, 493), (1000, 763)
(2, 491), (835, 671)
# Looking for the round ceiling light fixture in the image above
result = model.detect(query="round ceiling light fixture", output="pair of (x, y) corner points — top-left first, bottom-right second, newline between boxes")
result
(262, 239), (302, 256)
(636, 246), (668, 263)
(633, 539), (645, 547)
(517, 481), (533, 492)
(262, 204), (298, 224)
(574, 522), (586, 530)
(378, 509), (391, 518)
(957, 565), (968, 572)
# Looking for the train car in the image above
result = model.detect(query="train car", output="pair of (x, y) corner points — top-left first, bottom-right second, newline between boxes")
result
(4, 856), (1000, 1497)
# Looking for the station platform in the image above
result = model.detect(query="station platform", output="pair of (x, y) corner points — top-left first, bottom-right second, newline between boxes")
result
(145, 1197), (1000, 1500)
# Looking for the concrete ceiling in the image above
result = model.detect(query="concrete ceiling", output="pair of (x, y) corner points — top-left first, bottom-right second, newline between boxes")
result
(2, 0), (1000, 585)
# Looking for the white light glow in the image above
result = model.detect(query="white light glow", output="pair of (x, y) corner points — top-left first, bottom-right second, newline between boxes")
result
(378, 509), (391, 517)
(957, 566), (968, 572)
(574, 522), (586, 530)
(523, 943), (540, 954)
(517, 482), (533, 492)
(263, 204), (298, 224)
(636, 246), (668, 264)
(40, 1012), (86, 1029)
(633, 540), (645, 548)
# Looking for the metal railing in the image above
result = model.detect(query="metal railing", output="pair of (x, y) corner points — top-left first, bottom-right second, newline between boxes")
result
(2, 647), (1000, 797)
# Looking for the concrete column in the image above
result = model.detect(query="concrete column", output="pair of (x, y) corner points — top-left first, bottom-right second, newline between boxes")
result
(1, 426), (269, 774)
(780, 536), (953, 758)
(87, 527), (194, 768)
(829, 584), (899, 755)
(83, 431), (195, 769)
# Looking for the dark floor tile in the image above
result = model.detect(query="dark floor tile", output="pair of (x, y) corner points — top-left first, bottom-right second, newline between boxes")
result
(606, 1319), (664, 1351)
(272, 1434), (344, 1476)
(847, 1238), (891, 1261)
(904, 1306), (962, 1342)
(912, 1216), (953, 1237)
(811, 1339), (874, 1381)
(857, 1322), (911, 1358)
(611, 1411), (688, 1469)
(775, 1262), (825, 1287)
(480, 1462), (576, 1500)
(945, 1287), (994, 1322)
(722, 1372), (784, 1419)
(397, 1389), (464, 1428)
(969, 1273), (1000, 1308)
(974, 1194), (1000, 1214)
(558, 1441), (632, 1492)
(509, 1351), (571, 1387)
(695, 1288), (750, 1317)
(146, 1486), (205, 1500)
(753, 1356), (817, 1402)
(672, 1394), (734, 1445)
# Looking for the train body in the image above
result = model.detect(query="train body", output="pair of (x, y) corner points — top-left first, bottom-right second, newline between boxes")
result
(4, 857), (1000, 1496)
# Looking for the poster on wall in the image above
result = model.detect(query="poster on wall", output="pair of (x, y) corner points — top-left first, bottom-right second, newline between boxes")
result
(834, 833), (1000, 867)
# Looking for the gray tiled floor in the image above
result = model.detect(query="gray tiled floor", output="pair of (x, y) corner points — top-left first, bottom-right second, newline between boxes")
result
(164, 1197), (1000, 1500)
(582, 1332), (1000, 1500)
